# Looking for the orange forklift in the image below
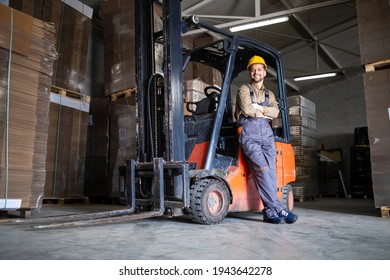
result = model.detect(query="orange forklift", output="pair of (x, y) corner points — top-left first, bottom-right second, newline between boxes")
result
(27, 0), (295, 228)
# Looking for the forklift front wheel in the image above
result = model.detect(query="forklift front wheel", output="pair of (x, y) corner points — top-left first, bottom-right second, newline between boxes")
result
(189, 178), (230, 225)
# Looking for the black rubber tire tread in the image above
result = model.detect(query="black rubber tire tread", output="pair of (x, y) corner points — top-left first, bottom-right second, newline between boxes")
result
(281, 184), (294, 211)
(188, 178), (230, 225)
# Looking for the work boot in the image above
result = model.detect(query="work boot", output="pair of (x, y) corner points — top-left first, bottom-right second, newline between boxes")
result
(263, 214), (285, 224)
(279, 210), (298, 224)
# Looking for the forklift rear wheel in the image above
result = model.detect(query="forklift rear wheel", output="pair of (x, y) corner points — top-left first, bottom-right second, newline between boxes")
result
(281, 184), (294, 211)
(189, 178), (230, 225)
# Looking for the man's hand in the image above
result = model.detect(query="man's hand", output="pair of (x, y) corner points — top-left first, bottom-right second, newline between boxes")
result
(251, 103), (271, 119)
(251, 103), (263, 111)
(251, 103), (265, 113)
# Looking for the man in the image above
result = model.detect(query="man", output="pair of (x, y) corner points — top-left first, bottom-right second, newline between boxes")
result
(235, 55), (298, 224)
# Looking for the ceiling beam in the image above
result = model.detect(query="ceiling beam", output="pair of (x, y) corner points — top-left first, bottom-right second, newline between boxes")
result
(184, 0), (354, 36)
(280, 0), (344, 71)
(183, 0), (213, 14)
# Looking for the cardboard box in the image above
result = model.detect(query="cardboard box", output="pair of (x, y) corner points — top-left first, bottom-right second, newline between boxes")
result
(101, 0), (163, 96)
(9, 0), (92, 94)
(0, 5), (56, 210)
(363, 68), (390, 207)
(319, 150), (342, 162)
(357, 0), (390, 64)
(108, 95), (137, 199)
(44, 99), (89, 198)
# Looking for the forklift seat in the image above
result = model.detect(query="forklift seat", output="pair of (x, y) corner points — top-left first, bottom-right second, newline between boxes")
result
(186, 96), (217, 115)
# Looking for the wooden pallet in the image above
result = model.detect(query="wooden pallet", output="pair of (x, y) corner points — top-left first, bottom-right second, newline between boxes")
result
(0, 209), (33, 219)
(51, 86), (90, 103)
(43, 197), (89, 205)
(380, 206), (390, 218)
(110, 87), (136, 101)
(364, 59), (390, 72)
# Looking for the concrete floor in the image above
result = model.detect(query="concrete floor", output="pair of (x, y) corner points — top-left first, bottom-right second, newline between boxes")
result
(0, 197), (389, 260)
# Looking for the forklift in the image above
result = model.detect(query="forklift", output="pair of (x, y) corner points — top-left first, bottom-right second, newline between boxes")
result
(25, 0), (295, 228)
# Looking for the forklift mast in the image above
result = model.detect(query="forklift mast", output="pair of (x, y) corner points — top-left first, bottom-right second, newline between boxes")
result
(136, 0), (185, 163)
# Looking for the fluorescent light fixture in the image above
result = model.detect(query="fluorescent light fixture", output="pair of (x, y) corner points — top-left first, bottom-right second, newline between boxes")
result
(293, 72), (337, 81)
(230, 16), (289, 32)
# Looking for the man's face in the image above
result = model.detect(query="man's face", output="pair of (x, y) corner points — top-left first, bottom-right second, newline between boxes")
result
(249, 63), (266, 83)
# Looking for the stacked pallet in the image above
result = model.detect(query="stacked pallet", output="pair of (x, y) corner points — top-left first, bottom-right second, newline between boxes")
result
(0, 5), (57, 211)
(288, 95), (318, 201)
(357, 0), (390, 215)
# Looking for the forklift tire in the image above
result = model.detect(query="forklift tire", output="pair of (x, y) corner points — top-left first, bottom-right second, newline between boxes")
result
(188, 178), (230, 225)
(281, 184), (294, 211)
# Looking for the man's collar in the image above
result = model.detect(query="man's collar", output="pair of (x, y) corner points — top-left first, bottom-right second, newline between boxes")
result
(250, 82), (265, 91)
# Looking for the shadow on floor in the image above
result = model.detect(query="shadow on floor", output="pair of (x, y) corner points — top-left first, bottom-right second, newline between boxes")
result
(293, 197), (380, 217)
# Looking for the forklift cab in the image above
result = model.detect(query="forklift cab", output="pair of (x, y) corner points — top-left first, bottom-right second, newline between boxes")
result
(182, 38), (296, 215)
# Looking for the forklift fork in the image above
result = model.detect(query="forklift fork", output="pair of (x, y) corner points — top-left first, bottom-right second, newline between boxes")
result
(13, 159), (167, 229)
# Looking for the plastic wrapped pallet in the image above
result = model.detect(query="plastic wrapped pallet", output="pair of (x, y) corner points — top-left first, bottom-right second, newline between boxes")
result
(0, 5), (57, 211)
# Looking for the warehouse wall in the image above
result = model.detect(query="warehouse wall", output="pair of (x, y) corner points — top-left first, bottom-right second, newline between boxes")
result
(303, 70), (367, 189)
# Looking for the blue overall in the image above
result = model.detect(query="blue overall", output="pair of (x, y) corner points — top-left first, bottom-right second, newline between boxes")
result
(238, 88), (286, 219)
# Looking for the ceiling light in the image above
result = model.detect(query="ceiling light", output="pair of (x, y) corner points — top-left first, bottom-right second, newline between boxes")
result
(293, 72), (337, 81)
(229, 16), (289, 32)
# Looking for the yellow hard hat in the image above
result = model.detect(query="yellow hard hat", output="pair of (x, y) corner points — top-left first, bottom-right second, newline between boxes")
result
(247, 55), (267, 70)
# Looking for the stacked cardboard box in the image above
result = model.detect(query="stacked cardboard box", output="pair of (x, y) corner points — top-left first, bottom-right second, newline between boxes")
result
(84, 97), (110, 200)
(184, 78), (212, 115)
(363, 70), (390, 208)
(288, 95), (318, 200)
(193, 36), (223, 87)
(9, 0), (92, 94)
(357, 0), (390, 210)
(357, 0), (390, 65)
(44, 94), (89, 198)
(100, 0), (135, 96)
(0, 5), (57, 210)
(108, 94), (137, 201)
(101, 0), (163, 96)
